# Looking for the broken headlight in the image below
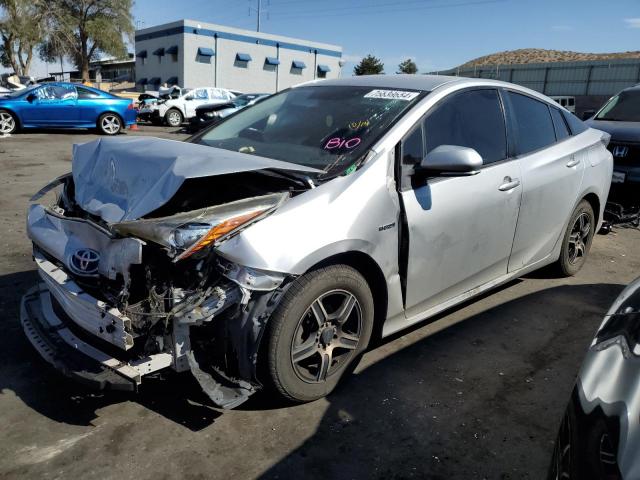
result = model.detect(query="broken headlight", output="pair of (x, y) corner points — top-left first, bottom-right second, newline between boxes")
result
(30, 173), (72, 211)
(112, 192), (288, 261)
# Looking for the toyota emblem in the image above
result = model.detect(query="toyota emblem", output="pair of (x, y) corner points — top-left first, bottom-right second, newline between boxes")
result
(69, 248), (100, 275)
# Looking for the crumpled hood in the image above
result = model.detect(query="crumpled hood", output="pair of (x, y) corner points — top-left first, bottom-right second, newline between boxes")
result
(586, 119), (640, 143)
(72, 137), (322, 223)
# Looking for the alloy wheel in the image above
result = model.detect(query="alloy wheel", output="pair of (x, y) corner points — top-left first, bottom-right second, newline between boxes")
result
(568, 212), (591, 264)
(0, 112), (15, 134)
(101, 114), (121, 134)
(167, 111), (181, 126)
(290, 289), (362, 383)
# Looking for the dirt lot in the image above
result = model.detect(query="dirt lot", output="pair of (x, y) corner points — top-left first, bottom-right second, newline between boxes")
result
(0, 127), (639, 480)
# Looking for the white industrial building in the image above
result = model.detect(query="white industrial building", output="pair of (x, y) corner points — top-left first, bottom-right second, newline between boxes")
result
(134, 19), (343, 93)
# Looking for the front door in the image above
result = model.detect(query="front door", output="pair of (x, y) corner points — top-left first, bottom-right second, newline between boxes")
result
(399, 88), (522, 319)
(21, 84), (78, 126)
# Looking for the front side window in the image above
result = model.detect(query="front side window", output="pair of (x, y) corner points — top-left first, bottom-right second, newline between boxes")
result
(507, 91), (556, 155)
(35, 84), (77, 102)
(424, 89), (507, 164)
(595, 90), (640, 122)
(402, 125), (423, 166)
(196, 86), (424, 176)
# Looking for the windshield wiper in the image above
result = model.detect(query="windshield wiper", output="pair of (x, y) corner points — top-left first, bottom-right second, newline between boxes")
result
(262, 168), (315, 189)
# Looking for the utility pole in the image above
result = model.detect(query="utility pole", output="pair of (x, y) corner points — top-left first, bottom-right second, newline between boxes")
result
(257, 0), (261, 31)
(249, 0), (267, 32)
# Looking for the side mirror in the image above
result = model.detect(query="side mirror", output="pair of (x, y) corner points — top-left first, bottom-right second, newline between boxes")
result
(26, 93), (36, 103)
(419, 145), (483, 176)
(185, 96), (194, 101)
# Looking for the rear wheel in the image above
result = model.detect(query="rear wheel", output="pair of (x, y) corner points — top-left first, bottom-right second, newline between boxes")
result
(0, 109), (17, 134)
(557, 200), (595, 276)
(164, 109), (183, 127)
(97, 113), (122, 135)
(264, 265), (374, 402)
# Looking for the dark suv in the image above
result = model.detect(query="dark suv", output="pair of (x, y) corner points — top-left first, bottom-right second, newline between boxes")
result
(587, 85), (640, 191)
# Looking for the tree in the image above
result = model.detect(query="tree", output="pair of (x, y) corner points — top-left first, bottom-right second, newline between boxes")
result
(0, 0), (46, 76)
(45, 0), (134, 80)
(397, 58), (418, 74)
(353, 54), (384, 76)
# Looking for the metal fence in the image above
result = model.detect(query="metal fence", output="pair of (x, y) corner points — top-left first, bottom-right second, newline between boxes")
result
(430, 58), (640, 97)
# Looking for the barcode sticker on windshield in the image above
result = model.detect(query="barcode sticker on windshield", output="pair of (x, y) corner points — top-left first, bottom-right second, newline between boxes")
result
(364, 89), (419, 101)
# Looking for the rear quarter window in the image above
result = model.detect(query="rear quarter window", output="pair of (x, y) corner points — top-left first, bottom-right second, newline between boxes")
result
(561, 110), (588, 135)
(550, 108), (570, 141)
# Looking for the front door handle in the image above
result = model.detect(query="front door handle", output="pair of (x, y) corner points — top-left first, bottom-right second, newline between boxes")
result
(566, 156), (581, 168)
(499, 177), (521, 191)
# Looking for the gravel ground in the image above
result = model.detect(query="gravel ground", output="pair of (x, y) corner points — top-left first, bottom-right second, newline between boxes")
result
(0, 126), (638, 479)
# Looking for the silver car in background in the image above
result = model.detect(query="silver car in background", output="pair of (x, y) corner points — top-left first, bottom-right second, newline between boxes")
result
(21, 75), (613, 408)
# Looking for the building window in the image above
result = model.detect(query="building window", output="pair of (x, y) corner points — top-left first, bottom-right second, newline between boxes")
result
(166, 45), (178, 63)
(317, 64), (331, 78)
(235, 53), (252, 68)
(197, 46), (214, 64)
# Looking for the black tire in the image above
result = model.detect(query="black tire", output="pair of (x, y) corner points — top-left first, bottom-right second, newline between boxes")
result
(164, 109), (183, 127)
(264, 265), (374, 403)
(557, 200), (595, 276)
(0, 109), (18, 135)
(97, 112), (123, 135)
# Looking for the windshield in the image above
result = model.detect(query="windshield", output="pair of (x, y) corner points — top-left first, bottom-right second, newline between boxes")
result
(196, 86), (424, 176)
(596, 90), (640, 122)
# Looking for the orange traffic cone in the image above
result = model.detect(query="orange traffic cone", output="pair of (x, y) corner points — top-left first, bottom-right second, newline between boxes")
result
(129, 123), (139, 131)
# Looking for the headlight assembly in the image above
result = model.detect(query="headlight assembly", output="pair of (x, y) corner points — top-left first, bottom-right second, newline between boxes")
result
(112, 192), (288, 261)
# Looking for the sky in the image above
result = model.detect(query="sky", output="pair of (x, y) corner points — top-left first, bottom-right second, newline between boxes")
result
(18, 0), (640, 78)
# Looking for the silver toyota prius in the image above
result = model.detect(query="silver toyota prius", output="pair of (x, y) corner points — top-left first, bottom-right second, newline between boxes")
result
(21, 75), (613, 408)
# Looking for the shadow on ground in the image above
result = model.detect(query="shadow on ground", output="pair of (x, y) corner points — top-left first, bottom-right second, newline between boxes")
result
(256, 281), (624, 479)
(0, 268), (625, 476)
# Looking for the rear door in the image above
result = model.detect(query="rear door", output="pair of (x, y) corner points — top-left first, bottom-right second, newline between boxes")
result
(184, 88), (210, 118)
(400, 88), (523, 318)
(505, 91), (585, 271)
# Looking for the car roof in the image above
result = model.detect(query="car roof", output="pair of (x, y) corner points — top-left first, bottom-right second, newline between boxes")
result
(309, 74), (463, 92)
(303, 74), (558, 105)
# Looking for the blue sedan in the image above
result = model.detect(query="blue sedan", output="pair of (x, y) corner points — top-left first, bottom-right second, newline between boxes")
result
(0, 82), (137, 135)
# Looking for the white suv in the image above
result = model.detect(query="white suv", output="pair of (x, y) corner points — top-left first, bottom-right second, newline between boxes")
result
(141, 87), (236, 127)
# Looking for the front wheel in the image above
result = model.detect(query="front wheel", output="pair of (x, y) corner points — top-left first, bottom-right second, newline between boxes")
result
(97, 113), (123, 135)
(164, 109), (183, 127)
(264, 265), (374, 403)
(0, 109), (18, 135)
(556, 200), (595, 276)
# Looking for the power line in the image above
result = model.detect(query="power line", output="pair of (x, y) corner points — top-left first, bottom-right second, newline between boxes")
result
(270, 0), (508, 20)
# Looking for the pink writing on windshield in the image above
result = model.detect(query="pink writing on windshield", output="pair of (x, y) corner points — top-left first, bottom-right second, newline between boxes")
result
(324, 137), (362, 150)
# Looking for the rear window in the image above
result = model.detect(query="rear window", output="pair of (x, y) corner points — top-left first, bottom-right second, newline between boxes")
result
(507, 91), (556, 155)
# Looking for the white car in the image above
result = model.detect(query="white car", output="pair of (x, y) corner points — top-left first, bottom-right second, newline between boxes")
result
(139, 87), (236, 127)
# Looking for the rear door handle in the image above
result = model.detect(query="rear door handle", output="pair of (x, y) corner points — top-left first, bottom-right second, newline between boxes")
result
(499, 177), (521, 192)
(566, 156), (580, 168)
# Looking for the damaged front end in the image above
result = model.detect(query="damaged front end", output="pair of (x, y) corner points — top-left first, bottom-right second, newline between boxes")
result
(21, 138), (314, 409)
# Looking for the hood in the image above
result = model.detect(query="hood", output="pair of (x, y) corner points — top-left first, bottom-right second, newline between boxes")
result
(586, 119), (640, 143)
(72, 137), (322, 223)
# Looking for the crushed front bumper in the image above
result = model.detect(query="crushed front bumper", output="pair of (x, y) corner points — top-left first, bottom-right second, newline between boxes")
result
(21, 284), (171, 390)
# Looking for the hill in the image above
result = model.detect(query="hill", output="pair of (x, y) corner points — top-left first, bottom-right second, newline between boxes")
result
(458, 48), (640, 68)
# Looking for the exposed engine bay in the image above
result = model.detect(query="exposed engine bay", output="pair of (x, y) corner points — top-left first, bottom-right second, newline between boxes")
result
(22, 137), (321, 408)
